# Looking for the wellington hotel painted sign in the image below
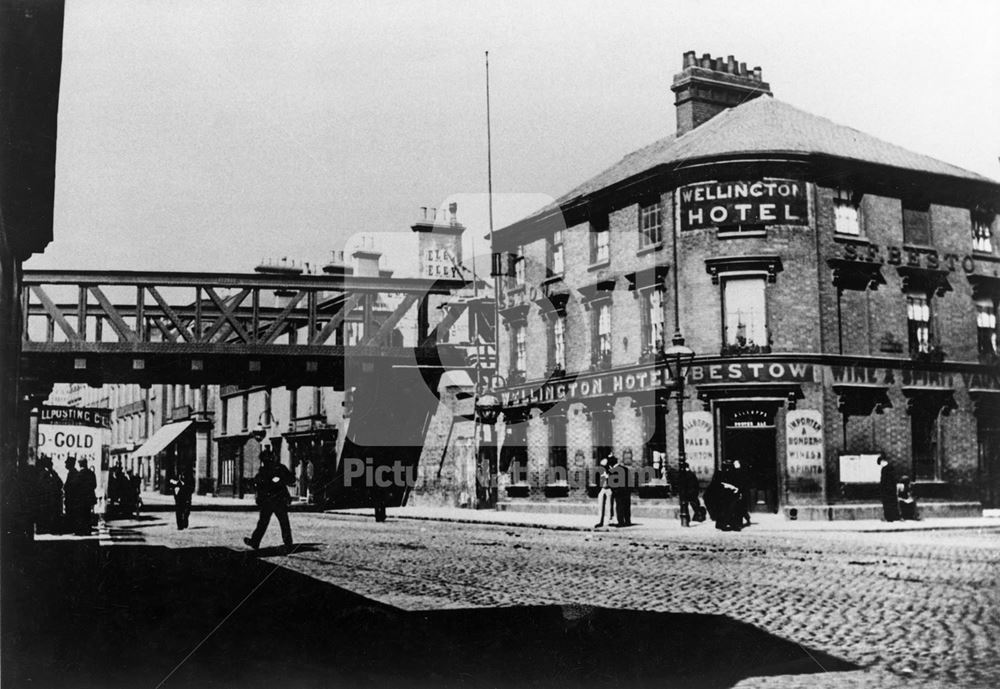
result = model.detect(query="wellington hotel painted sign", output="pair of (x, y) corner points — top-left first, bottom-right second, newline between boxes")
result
(498, 360), (817, 408)
(497, 359), (1000, 408)
(678, 179), (809, 230)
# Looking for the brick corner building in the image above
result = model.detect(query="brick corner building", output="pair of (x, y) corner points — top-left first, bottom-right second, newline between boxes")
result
(488, 51), (1000, 519)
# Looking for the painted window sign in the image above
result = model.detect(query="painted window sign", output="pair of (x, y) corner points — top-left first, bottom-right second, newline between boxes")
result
(679, 179), (809, 230)
(683, 411), (716, 479)
(785, 410), (824, 492)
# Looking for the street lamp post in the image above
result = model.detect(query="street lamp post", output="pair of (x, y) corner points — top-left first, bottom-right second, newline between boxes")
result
(664, 330), (695, 527)
(474, 391), (503, 508)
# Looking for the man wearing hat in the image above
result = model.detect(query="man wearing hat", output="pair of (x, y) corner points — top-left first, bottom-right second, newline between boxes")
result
(594, 456), (616, 528)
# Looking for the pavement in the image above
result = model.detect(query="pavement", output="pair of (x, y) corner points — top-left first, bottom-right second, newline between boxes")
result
(147, 492), (1000, 534)
(6, 508), (1000, 689)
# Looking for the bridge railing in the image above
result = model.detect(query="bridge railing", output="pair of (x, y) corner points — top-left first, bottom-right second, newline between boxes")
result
(22, 270), (467, 351)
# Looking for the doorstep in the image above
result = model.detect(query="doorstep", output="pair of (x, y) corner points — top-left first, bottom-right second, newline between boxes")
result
(786, 502), (983, 521)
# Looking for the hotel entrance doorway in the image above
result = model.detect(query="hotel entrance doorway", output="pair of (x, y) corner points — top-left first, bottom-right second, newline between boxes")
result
(720, 404), (779, 513)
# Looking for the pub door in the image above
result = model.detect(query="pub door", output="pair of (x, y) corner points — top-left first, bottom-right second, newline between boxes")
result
(978, 424), (1000, 509)
(721, 404), (779, 513)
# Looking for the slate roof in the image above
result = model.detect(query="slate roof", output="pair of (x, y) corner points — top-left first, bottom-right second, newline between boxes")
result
(521, 96), (994, 224)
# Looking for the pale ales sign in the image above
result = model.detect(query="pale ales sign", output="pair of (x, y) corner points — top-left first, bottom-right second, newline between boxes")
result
(785, 410), (824, 491)
(683, 411), (715, 479)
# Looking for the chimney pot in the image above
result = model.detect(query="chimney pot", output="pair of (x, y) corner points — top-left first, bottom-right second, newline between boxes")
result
(671, 51), (772, 136)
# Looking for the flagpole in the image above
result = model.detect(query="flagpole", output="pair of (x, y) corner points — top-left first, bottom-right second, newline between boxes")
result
(484, 49), (500, 508)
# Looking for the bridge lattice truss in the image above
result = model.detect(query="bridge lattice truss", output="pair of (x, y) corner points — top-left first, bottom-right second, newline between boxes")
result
(21, 270), (477, 386)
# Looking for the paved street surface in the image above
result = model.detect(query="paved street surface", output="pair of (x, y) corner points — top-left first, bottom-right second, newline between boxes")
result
(4, 510), (999, 688)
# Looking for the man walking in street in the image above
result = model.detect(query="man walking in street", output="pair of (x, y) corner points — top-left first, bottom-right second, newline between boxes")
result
(169, 468), (194, 530)
(244, 448), (295, 552)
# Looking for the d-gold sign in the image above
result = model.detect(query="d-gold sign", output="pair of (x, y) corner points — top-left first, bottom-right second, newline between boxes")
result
(679, 179), (809, 231)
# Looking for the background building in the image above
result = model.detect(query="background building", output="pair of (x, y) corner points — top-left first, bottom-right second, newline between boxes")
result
(487, 51), (1000, 518)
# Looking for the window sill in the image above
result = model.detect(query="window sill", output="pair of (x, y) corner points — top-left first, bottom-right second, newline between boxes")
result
(636, 243), (663, 256)
(717, 230), (766, 239)
(540, 273), (565, 285)
(833, 235), (872, 245)
(972, 250), (998, 261)
(587, 259), (611, 272)
(543, 483), (570, 498)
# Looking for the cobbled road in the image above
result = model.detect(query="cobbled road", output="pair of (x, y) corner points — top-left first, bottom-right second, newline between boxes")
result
(125, 511), (1000, 689)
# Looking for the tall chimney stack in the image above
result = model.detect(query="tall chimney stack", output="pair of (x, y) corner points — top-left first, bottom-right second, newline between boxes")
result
(670, 51), (771, 136)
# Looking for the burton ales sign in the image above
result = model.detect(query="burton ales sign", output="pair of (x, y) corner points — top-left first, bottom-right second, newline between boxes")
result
(679, 179), (809, 231)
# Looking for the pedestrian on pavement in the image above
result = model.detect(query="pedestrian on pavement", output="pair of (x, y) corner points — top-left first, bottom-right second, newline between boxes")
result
(169, 468), (194, 530)
(704, 463), (743, 532)
(67, 458), (97, 536)
(731, 459), (752, 527)
(877, 456), (900, 522)
(611, 453), (632, 527)
(34, 455), (63, 534)
(244, 449), (295, 551)
(678, 465), (706, 522)
(897, 475), (919, 521)
(594, 457), (616, 528)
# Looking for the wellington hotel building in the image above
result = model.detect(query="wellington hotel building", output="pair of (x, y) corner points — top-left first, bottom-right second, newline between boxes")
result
(487, 52), (1000, 519)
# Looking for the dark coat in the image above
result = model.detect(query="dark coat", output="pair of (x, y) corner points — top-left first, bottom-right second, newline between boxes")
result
(254, 462), (295, 509)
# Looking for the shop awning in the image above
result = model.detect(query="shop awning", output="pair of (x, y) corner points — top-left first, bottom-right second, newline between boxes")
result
(130, 421), (193, 459)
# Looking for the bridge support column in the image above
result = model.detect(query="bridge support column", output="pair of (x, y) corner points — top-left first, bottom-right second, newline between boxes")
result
(193, 421), (212, 495)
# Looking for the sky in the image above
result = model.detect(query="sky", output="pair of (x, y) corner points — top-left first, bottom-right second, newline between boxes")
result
(28, 0), (1000, 276)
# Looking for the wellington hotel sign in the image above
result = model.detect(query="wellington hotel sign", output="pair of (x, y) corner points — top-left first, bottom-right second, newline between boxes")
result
(679, 179), (809, 231)
(499, 361), (816, 408)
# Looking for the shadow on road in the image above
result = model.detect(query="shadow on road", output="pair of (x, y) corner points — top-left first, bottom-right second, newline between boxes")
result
(2, 537), (857, 689)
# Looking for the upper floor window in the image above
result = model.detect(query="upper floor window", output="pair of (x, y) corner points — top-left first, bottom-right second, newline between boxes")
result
(722, 277), (767, 349)
(549, 231), (564, 276)
(638, 201), (662, 248)
(977, 302), (998, 358)
(640, 289), (665, 351)
(511, 246), (526, 287)
(590, 218), (610, 265)
(592, 303), (612, 366)
(551, 316), (566, 371)
(906, 293), (931, 354)
(902, 201), (931, 246)
(220, 397), (228, 434)
(512, 324), (527, 373)
(834, 195), (860, 236)
(973, 215), (993, 253)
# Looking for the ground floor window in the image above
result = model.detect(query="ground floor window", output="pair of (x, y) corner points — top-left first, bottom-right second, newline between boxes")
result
(548, 416), (567, 471)
(592, 410), (613, 462)
(911, 406), (940, 481)
(641, 404), (666, 478)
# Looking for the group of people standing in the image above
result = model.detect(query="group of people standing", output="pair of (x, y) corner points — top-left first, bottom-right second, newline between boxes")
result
(34, 455), (99, 535)
(594, 454), (633, 527)
(703, 460), (752, 532)
(878, 456), (920, 521)
(595, 456), (753, 532)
